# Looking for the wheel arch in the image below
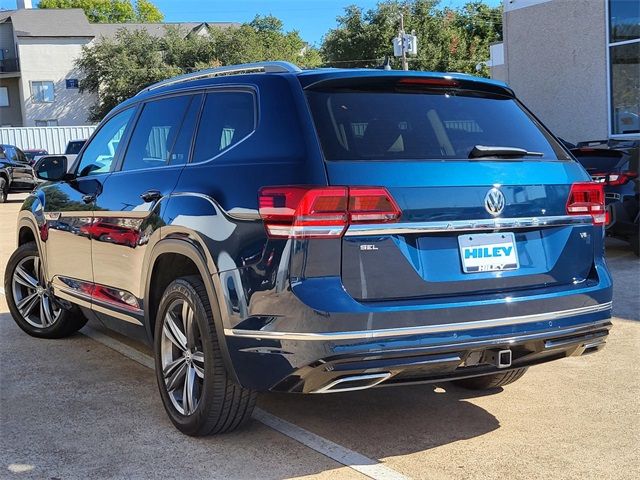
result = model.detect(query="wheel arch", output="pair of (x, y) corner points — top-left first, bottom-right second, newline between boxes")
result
(144, 237), (239, 384)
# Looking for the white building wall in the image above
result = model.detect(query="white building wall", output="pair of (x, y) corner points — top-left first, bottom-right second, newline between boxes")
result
(16, 37), (96, 127)
(501, 0), (608, 143)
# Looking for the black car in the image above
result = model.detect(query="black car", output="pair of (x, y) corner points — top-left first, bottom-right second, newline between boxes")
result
(23, 149), (49, 165)
(0, 144), (37, 203)
(64, 140), (86, 155)
(572, 139), (639, 255)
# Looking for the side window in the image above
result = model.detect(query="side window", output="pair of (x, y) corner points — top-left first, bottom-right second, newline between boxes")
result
(191, 91), (256, 164)
(5, 146), (16, 161)
(16, 148), (28, 163)
(121, 95), (194, 172)
(77, 108), (134, 177)
(168, 94), (202, 166)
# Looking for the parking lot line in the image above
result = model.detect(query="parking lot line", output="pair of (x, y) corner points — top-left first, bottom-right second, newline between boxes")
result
(0, 289), (408, 480)
(80, 324), (409, 480)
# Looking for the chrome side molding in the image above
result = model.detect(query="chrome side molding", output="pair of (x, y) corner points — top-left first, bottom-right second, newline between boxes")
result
(344, 214), (593, 236)
(224, 302), (612, 341)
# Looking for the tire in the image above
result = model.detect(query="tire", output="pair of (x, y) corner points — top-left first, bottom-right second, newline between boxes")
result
(4, 241), (87, 338)
(452, 367), (528, 390)
(0, 177), (7, 203)
(154, 275), (256, 436)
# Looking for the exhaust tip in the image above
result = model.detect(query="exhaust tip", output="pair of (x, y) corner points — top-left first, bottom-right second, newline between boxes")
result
(312, 372), (392, 394)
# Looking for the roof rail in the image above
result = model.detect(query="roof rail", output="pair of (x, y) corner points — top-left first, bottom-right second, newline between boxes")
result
(138, 61), (302, 95)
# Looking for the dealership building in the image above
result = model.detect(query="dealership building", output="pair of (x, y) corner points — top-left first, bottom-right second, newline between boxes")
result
(490, 0), (639, 144)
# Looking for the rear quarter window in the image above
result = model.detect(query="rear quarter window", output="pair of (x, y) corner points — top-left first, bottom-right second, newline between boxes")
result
(191, 90), (256, 164)
(306, 89), (569, 161)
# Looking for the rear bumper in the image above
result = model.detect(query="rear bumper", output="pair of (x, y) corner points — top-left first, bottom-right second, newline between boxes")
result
(225, 302), (612, 392)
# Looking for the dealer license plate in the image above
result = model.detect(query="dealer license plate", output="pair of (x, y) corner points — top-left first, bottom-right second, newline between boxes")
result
(458, 232), (519, 273)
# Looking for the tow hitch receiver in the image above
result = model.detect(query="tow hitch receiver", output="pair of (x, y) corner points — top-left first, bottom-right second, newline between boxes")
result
(483, 349), (512, 368)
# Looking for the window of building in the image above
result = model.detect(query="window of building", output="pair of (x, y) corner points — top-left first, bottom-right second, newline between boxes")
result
(31, 81), (55, 103)
(0, 87), (8, 107)
(65, 79), (79, 89)
(608, 0), (640, 136)
(35, 119), (58, 127)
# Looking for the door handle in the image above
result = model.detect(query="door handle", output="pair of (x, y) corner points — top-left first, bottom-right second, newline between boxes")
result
(140, 189), (162, 203)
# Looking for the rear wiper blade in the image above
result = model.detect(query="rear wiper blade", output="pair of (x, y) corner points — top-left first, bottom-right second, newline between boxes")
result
(469, 145), (545, 159)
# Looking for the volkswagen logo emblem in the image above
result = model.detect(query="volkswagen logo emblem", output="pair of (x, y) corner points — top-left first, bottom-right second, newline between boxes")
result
(484, 188), (505, 216)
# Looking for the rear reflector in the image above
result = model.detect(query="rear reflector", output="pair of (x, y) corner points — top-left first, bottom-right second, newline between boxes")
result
(566, 182), (606, 225)
(258, 186), (401, 238)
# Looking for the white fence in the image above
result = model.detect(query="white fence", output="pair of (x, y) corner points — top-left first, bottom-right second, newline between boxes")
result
(0, 126), (96, 154)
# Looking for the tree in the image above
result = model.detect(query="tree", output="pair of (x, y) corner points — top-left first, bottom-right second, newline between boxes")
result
(76, 29), (180, 120)
(38, 0), (164, 23)
(321, 0), (502, 75)
(76, 16), (322, 121)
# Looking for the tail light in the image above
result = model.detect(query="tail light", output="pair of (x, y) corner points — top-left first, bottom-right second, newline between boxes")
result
(605, 171), (638, 186)
(258, 186), (401, 238)
(566, 182), (606, 225)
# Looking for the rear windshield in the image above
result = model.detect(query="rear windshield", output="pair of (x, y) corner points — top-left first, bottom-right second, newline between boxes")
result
(306, 90), (569, 161)
(571, 151), (625, 173)
(65, 141), (85, 155)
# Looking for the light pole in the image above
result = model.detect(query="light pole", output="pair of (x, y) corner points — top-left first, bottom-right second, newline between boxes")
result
(399, 13), (408, 71)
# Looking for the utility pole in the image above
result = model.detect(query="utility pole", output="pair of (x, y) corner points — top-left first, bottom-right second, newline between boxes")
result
(399, 13), (408, 71)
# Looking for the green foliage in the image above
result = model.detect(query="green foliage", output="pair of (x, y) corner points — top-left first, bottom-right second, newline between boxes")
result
(76, 29), (181, 120)
(321, 0), (502, 75)
(38, 0), (164, 23)
(76, 16), (322, 121)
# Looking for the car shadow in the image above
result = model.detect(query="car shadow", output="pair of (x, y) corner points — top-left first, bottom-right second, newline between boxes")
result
(258, 381), (501, 460)
(605, 238), (640, 322)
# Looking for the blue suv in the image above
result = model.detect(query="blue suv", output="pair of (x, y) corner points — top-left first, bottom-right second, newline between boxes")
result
(5, 62), (613, 436)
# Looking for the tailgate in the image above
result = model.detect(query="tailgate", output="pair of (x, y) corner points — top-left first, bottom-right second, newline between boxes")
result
(305, 76), (598, 302)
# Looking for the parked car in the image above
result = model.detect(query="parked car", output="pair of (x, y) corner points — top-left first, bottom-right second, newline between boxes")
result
(23, 149), (49, 165)
(4, 62), (613, 436)
(62, 139), (87, 172)
(65, 139), (86, 155)
(0, 144), (37, 202)
(571, 139), (639, 255)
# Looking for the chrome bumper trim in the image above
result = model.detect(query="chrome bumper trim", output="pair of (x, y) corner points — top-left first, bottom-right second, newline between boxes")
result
(224, 302), (612, 341)
(344, 214), (593, 236)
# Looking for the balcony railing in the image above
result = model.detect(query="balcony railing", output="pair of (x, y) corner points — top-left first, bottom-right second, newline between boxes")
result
(0, 58), (20, 73)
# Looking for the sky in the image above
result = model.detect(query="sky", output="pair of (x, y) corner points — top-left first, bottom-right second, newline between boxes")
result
(1, 0), (501, 45)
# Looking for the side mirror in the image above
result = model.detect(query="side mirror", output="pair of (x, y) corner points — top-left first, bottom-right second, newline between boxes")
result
(34, 156), (68, 181)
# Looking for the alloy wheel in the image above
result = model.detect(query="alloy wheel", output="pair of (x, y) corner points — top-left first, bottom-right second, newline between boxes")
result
(160, 298), (205, 416)
(11, 255), (61, 328)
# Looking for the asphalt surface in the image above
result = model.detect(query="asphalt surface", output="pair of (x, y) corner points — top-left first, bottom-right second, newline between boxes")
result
(1, 192), (639, 479)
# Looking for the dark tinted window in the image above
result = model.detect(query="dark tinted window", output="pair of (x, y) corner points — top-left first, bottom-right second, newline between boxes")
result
(65, 141), (85, 155)
(572, 151), (625, 173)
(307, 90), (568, 161)
(192, 91), (255, 164)
(168, 94), (202, 165)
(122, 95), (195, 172)
(15, 148), (27, 163)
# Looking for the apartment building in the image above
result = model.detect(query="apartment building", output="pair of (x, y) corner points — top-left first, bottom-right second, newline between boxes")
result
(0, 2), (236, 127)
(490, 0), (639, 143)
